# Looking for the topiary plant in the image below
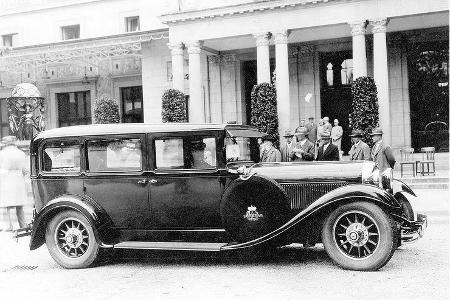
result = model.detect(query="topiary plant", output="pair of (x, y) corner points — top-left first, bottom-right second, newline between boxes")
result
(94, 94), (120, 124)
(161, 89), (188, 123)
(349, 76), (379, 147)
(250, 82), (279, 148)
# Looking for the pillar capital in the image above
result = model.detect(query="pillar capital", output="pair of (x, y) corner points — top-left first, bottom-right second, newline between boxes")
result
(370, 19), (389, 34)
(253, 32), (271, 47)
(167, 42), (184, 56)
(186, 40), (203, 54)
(273, 30), (290, 44)
(349, 21), (367, 36)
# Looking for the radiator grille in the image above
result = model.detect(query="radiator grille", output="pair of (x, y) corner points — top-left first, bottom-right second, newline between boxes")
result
(281, 182), (348, 210)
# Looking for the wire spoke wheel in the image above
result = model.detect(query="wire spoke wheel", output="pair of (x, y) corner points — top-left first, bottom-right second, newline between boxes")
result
(55, 218), (90, 258)
(333, 211), (379, 259)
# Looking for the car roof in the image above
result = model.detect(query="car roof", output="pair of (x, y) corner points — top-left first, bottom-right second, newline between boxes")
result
(34, 123), (258, 140)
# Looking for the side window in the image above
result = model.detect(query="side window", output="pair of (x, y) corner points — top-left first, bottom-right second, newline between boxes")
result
(154, 137), (216, 170)
(42, 142), (81, 173)
(87, 138), (142, 172)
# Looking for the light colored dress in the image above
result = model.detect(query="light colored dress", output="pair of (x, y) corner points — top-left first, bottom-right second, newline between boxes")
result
(0, 145), (28, 208)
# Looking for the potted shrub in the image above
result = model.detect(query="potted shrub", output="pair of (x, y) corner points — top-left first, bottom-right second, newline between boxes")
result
(161, 89), (188, 123)
(94, 94), (120, 124)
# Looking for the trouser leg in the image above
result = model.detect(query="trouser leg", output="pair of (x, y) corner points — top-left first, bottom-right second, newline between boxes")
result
(6, 207), (13, 230)
(16, 206), (26, 228)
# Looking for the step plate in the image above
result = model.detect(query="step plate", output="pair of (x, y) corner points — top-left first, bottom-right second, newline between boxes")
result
(113, 241), (228, 252)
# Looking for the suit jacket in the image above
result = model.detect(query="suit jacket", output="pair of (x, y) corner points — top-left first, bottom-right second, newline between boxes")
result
(260, 145), (282, 162)
(280, 141), (295, 162)
(349, 141), (370, 161)
(371, 141), (396, 171)
(305, 123), (317, 143)
(291, 139), (315, 161)
(316, 143), (340, 161)
(323, 123), (332, 133)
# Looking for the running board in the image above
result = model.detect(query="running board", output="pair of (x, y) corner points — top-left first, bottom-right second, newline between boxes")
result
(113, 241), (228, 252)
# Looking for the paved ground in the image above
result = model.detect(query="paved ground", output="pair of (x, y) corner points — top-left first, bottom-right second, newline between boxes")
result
(0, 189), (448, 300)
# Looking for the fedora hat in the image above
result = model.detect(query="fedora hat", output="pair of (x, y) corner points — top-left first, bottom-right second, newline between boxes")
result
(283, 129), (294, 137)
(262, 134), (274, 141)
(349, 129), (363, 137)
(320, 131), (331, 140)
(370, 127), (383, 136)
(295, 127), (308, 136)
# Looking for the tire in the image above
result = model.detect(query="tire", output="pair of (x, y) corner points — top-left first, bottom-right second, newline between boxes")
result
(45, 210), (100, 269)
(220, 176), (290, 242)
(322, 201), (396, 271)
(396, 195), (414, 220)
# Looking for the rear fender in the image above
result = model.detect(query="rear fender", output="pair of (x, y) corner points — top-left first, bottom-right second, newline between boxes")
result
(222, 184), (402, 250)
(30, 195), (115, 250)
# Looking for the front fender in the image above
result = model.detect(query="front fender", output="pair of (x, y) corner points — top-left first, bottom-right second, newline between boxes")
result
(393, 178), (416, 197)
(222, 184), (402, 250)
(29, 195), (115, 250)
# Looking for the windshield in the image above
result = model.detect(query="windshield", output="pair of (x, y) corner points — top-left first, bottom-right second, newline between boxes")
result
(225, 137), (259, 163)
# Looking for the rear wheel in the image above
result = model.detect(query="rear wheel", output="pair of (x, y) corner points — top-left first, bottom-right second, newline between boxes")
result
(322, 201), (396, 271)
(45, 211), (100, 269)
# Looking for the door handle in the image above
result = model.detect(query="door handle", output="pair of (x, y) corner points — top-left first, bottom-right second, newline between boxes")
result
(137, 179), (148, 185)
(149, 179), (158, 184)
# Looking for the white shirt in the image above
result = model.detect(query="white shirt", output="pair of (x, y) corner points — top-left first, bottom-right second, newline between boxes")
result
(299, 139), (307, 147)
(323, 142), (330, 152)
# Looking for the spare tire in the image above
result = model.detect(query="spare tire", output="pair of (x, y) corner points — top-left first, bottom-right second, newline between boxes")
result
(220, 175), (291, 242)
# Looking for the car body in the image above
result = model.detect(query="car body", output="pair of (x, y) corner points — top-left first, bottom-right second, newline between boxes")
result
(28, 123), (427, 270)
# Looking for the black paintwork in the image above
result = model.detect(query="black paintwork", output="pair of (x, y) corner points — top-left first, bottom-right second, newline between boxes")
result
(29, 123), (407, 250)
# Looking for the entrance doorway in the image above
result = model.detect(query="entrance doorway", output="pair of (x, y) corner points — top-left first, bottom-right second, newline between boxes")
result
(319, 51), (353, 154)
(407, 40), (449, 152)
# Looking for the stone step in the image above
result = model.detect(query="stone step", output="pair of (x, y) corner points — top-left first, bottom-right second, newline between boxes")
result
(399, 177), (449, 183)
(406, 182), (449, 190)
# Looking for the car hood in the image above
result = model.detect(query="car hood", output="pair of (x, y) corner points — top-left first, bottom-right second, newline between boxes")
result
(228, 161), (371, 182)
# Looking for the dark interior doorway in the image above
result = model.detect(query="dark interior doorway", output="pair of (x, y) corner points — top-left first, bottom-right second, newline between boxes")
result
(407, 40), (449, 152)
(319, 51), (353, 154)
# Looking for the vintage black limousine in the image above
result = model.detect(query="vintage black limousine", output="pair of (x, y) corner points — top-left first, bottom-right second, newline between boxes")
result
(28, 123), (426, 270)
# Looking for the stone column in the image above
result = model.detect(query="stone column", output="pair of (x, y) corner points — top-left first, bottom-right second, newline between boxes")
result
(349, 21), (368, 79)
(186, 40), (205, 123)
(273, 30), (291, 138)
(371, 19), (391, 145)
(253, 32), (271, 84)
(168, 42), (185, 91)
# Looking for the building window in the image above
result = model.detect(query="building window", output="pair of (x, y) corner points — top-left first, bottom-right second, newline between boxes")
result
(326, 63), (334, 86)
(61, 25), (80, 40)
(125, 16), (140, 32)
(0, 98), (10, 139)
(57, 91), (91, 127)
(2, 34), (15, 47)
(121, 86), (143, 123)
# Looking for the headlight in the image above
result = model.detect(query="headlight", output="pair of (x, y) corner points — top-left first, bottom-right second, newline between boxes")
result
(380, 168), (393, 191)
(362, 161), (377, 184)
(363, 162), (393, 191)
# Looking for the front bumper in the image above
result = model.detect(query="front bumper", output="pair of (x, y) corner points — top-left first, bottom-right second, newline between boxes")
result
(400, 213), (427, 244)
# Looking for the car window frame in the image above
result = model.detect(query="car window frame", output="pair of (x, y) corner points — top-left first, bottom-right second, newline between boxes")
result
(39, 138), (83, 177)
(150, 130), (222, 174)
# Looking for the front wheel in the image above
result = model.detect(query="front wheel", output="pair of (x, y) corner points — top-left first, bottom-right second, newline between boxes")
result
(45, 211), (100, 269)
(322, 201), (396, 271)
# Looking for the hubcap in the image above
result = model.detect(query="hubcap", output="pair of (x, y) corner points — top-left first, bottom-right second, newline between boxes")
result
(55, 218), (89, 258)
(333, 211), (380, 259)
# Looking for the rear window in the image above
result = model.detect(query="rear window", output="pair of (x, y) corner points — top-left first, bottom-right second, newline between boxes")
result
(87, 138), (142, 172)
(42, 142), (81, 173)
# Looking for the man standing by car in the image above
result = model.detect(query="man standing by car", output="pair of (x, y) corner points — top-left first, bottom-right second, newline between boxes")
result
(280, 129), (295, 162)
(316, 132), (340, 161)
(260, 135), (281, 162)
(370, 127), (396, 171)
(349, 129), (370, 160)
(292, 127), (315, 161)
(305, 116), (317, 144)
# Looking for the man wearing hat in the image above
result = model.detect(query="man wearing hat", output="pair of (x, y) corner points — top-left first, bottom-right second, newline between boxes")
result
(280, 129), (295, 162)
(260, 134), (281, 162)
(316, 131), (340, 161)
(305, 117), (317, 144)
(291, 127), (315, 161)
(348, 129), (370, 160)
(370, 127), (396, 171)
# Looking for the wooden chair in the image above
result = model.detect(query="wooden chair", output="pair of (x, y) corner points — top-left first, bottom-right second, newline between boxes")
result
(399, 148), (416, 177)
(417, 147), (436, 176)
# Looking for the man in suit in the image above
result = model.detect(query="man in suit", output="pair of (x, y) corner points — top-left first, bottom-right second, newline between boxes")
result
(370, 127), (396, 171)
(291, 127), (315, 161)
(260, 134), (281, 162)
(306, 116), (317, 144)
(280, 129), (295, 162)
(323, 117), (333, 134)
(348, 129), (370, 160)
(316, 131), (340, 161)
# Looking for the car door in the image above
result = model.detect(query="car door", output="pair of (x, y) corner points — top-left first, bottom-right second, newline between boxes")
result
(83, 134), (151, 229)
(148, 131), (224, 229)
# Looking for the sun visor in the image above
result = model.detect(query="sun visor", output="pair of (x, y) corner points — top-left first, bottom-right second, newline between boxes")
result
(226, 128), (266, 138)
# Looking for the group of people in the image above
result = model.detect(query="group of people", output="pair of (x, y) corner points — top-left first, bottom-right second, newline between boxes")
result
(259, 116), (396, 172)
(0, 136), (29, 232)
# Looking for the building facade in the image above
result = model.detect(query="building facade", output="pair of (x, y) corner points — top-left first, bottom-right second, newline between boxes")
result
(0, 0), (448, 153)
